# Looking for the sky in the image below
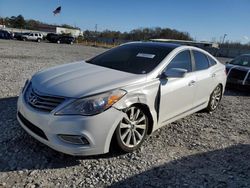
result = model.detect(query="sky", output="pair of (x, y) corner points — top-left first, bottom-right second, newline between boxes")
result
(0, 0), (249, 43)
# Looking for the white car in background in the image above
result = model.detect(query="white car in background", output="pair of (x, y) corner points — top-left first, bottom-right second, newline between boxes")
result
(22, 32), (43, 42)
(17, 42), (227, 156)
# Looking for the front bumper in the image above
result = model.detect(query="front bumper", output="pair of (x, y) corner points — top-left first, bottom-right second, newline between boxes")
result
(17, 92), (124, 156)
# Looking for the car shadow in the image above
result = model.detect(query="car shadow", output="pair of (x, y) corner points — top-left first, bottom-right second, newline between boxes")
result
(0, 96), (124, 172)
(110, 144), (250, 188)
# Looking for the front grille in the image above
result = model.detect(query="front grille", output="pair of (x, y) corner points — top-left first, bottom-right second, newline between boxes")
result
(25, 84), (65, 112)
(228, 68), (248, 80)
(18, 112), (48, 140)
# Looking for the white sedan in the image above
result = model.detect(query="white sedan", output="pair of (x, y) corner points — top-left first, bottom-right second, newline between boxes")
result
(17, 42), (227, 155)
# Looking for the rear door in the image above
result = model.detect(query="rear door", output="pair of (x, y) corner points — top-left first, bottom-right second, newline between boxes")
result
(159, 50), (197, 124)
(191, 50), (215, 106)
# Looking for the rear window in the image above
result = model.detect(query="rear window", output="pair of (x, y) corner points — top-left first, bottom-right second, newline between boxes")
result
(86, 44), (173, 74)
(193, 50), (210, 71)
(207, 56), (217, 66)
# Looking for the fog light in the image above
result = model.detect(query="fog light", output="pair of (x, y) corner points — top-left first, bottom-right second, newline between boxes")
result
(58, 134), (89, 145)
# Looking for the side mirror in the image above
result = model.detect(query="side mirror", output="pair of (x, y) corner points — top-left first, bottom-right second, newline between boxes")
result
(163, 68), (187, 78)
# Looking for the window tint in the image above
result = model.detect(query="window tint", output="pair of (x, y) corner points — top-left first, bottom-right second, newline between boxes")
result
(193, 51), (210, 71)
(87, 45), (174, 74)
(166, 50), (192, 72)
(230, 55), (250, 67)
(207, 56), (217, 66)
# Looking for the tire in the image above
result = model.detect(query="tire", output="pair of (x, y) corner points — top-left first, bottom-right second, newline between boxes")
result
(70, 41), (73, 45)
(23, 38), (26, 41)
(57, 40), (60, 44)
(37, 38), (41, 43)
(115, 106), (148, 153)
(206, 85), (222, 112)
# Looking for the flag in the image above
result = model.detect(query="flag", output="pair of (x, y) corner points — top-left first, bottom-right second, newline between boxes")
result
(53, 6), (61, 15)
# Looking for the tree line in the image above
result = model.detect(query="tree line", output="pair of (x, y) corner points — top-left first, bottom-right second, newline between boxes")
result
(84, 27), (193, 41)
(0, 15), (192, 41)
(0, 15), (79, 30)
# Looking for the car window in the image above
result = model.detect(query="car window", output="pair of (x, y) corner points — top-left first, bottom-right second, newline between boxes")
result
(35, 34), (38, 36)
(166, 50), (192, 72)
(86, 44), (174, 74)
(207, 56), (217, 66)
(193, 50), (210, 71)
(230, 55), (250, 67)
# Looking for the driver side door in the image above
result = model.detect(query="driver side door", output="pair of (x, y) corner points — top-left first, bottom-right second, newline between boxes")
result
(159, 50), (197, 125)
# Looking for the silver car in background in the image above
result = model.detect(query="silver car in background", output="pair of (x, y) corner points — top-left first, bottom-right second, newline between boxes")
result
(17, 42), (227, 155)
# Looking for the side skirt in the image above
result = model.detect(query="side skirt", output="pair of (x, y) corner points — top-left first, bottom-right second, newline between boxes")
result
(159, 101), (208, 128)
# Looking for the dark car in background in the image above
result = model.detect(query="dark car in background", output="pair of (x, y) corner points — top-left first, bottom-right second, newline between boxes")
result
(46, 33), (59, 43)
(0, 30), (12, 39)
(46, 33), (75, 44)
(226, 54), (250, 91)
(13, 32), (30, 40)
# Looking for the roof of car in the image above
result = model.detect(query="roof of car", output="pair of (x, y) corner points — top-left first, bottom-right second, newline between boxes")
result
(124, 41), (181, 49)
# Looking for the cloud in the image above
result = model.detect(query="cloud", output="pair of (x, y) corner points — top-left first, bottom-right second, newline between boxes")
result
(243, 36), (249, 41)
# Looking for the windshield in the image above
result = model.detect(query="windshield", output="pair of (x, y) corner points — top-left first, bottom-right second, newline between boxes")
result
(230, 55), (250, 67)
(86, 44), (173, 74)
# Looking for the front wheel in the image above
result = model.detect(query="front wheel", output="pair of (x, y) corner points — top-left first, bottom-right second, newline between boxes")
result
(115, 106), (148, 153)
(206, 85), (222, 112)
(37, 38), (41, 43)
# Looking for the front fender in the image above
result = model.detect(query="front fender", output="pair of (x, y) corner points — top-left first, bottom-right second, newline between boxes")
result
(113, 79), (161, 132)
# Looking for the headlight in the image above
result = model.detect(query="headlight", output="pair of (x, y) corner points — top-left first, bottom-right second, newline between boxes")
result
(56, 90), (126, 116)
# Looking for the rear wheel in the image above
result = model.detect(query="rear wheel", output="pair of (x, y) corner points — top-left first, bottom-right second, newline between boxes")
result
(57, 40), (60, 44)
(37, 38), (41, 43)
(115, 106), (148, 153)
(206, 85), (222, 112)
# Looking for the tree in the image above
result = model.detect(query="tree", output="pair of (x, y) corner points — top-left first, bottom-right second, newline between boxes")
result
(14, 15), (25, 28)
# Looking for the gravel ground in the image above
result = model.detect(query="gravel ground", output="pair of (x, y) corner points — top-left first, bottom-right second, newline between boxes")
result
(0, 40), (249, 188)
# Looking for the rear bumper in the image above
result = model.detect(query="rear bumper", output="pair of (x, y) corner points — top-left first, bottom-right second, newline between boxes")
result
(17, 92), (124, 156)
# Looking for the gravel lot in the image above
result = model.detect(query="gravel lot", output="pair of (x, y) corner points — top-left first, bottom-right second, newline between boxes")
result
(0, 39), (249, 188)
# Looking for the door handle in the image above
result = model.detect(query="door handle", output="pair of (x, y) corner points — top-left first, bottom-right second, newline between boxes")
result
(188, 80), (196, 86)
(212, 73), (216, 77)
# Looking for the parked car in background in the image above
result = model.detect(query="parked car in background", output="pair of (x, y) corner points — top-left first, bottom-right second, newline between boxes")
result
(13, 32), (29, 40)
(46, 33), (59, 43)
(58, 36), (75, 44)
(0, 30), (12, 39)
(226, 54), (250, 91)
(46, 33), (75, 44)
(17, 42), (226, 156)
(22, 32), (43, 42)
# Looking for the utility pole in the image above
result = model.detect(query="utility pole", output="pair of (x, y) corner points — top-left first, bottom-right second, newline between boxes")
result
(94, 24), (98, 46)
(222, 34), (227, 44)
(95, 24), (97, 33)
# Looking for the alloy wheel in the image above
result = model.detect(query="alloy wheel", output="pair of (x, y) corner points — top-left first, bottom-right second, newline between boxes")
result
(119, 107), (147, 148)
(210, 85), (222, 110)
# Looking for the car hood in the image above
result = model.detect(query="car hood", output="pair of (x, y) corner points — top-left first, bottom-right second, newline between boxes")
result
(31, 61), (146, 98)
